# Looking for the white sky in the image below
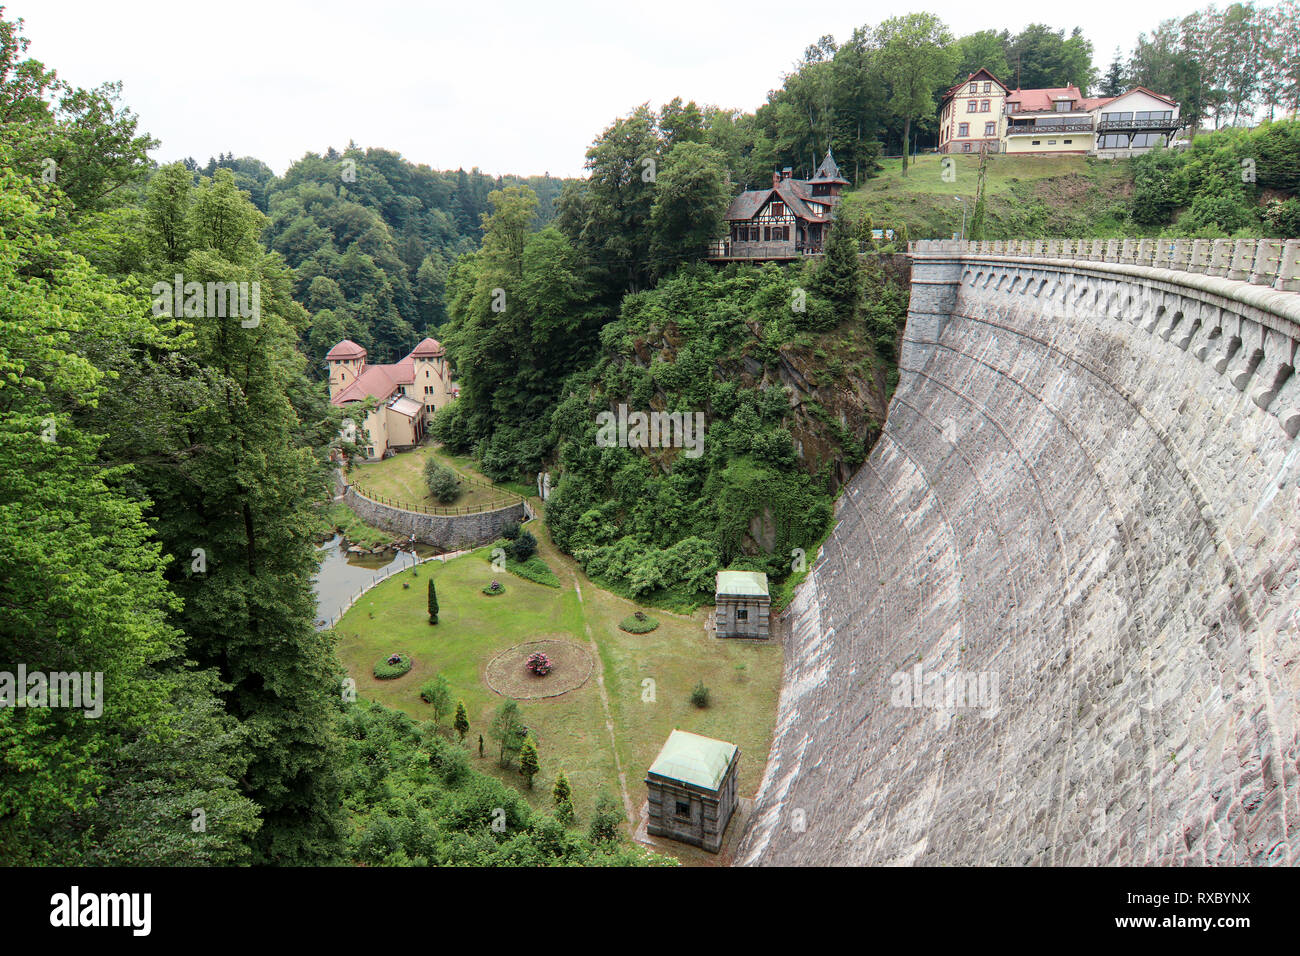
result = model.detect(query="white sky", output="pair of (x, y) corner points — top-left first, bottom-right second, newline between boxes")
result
(13, 0), (1206, 178)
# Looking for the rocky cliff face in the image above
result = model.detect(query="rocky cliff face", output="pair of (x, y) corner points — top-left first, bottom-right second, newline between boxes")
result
(620, 259), (909, 493)
(742, 251), (1300, 866)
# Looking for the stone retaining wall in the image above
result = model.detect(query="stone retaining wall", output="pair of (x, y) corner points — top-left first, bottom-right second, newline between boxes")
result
(343, 484), (526, 551)
(741, 246), (1300, 866)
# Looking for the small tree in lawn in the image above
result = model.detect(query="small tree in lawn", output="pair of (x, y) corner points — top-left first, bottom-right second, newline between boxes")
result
(452, 699), (469, 743)
(490, 699), (526, 767)
(427, 579), (439, 624)
(420, 674), (452, 724)
(519, 734), (540, 789)
(553, 770), (575, 826)
(478, 733), (485, 758)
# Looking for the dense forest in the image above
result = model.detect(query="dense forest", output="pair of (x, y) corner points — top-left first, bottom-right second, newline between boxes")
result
(0, 10), (657, 866)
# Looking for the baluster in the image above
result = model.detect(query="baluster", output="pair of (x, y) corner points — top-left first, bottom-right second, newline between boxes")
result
(1227, 239), (1256, 281)
(1208, 238), (1234, 277)
(1275, 240), (1300, 293)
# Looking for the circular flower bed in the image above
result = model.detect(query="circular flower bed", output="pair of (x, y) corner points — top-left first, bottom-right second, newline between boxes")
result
(526, 651), (552, 676)
(485, 639), (594, 699)
(374, 652), (413, 679)
(482, 579), (506, 597)
(618, 611), (660, 634)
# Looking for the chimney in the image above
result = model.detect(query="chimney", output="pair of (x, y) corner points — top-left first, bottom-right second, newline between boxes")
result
(772, 170), (780, 188)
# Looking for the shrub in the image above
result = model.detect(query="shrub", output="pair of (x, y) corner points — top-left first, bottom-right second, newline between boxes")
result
(507, 529), (537, 562)
(508, 555), (562, 588)
(618, 611), (660, 634)
(501, 521), (521, 540)
(588, 792), (623, 843)
(424, 459), (463, 504)
(526, 652), (552, 676)
(482, 579), (506, 596)
(690, 680), (710, 708)
(374, 653), (413, 679)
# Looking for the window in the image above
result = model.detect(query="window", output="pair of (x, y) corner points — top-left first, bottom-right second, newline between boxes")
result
(980, 100), (990, 112)
(982, 81), (991, 93)
(763, 226), (771, 241)
(969, 82), (978, 93)
(737, 608), (749, 621)
(984, 122), (996, 136)
(1048, 140), (1057, 145)
(1054, 100), (1071, 112)
(675, 800), (690, 818)
(958, 122), (969, 137)
(1063, 139), (1072, 144)
(1007, 102), (1018, 113)
(967, 99), (977, 112)
(962, 142), (972, 152)
(1032, 140), (1041, 146)
(771, 202), (784, 217)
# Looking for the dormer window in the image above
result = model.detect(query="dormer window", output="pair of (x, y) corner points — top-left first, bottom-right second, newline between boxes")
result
(1054, 100), (1071, 112)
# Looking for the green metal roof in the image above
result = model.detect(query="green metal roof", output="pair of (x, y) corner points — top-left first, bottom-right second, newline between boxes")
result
(716, 569), (769, 597)
(648, 730), (737, 791)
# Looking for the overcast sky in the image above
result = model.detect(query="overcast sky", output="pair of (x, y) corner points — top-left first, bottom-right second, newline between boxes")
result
(13, 0), (1205, 178)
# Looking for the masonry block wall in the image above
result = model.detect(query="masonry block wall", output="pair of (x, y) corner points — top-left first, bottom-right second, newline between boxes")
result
(344, 486), (526, 551)
(739, 245), (1300, 866)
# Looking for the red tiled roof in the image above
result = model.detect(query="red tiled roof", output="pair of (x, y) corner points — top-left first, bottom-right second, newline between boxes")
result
(331, 354), (416, 406)
(326, 339), (367, 361)
(411, 337), (444, 358)
(1006, 86), (1085, 112)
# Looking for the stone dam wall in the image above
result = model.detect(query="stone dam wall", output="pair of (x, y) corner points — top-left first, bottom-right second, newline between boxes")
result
(740, 243), (1300, 865)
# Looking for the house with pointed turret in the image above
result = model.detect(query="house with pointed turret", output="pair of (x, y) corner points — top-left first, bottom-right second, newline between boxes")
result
(706, 150), (850, 262)
(326, 337), (457, 460)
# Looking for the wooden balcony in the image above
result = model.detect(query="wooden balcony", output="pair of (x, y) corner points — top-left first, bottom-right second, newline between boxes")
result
(1006, 122), (1095, 135)
(706, 239), (822, 262)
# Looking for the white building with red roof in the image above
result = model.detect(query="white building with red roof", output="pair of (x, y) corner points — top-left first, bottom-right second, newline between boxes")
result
(940, 70), (1181, 158)
(327, 337), (456, 459)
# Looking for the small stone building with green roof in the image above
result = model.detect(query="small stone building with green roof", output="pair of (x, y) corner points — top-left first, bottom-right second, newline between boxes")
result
(645, 729), (740, 852)
(715, 569), (771, 639)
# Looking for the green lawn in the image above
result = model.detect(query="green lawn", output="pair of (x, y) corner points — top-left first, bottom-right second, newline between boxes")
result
(323, 500), (394, 549)
(842, 152), (1137, 241)
(333, 519), (782, 860)
(348, 444), (521, 512)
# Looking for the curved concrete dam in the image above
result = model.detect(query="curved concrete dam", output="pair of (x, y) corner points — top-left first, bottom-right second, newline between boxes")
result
(741, 240), (1300, 866)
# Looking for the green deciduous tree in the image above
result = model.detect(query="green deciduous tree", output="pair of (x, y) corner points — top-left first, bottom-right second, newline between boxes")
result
(875, 14), (956, 175)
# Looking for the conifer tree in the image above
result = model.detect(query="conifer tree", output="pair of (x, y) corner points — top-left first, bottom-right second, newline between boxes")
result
(427, 579), (439, 624)
(519, 735), (540, 789)
(453, 700), (470, 743)
(553, 771), (575, 825)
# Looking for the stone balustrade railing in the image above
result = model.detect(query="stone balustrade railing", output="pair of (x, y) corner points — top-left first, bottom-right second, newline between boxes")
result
(909, 238), (1300, 294)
